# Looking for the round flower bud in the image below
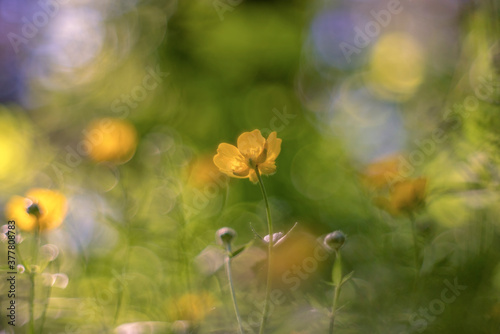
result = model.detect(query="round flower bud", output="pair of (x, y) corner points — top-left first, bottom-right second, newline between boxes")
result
(215, 227), (237, 245)
(324, 230), (346, 251)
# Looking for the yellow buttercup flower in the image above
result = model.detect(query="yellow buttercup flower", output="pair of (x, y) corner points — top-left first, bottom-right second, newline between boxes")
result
(85, 118), (137, 164)
(374, 178), (427, 216)
(213, 129), (282, 183)
(5, 188), (67, 232)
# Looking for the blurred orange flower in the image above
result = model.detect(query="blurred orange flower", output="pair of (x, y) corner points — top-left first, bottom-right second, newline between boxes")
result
(167, 292), (215, 322)
(374, 178), (427, 216)
(213, 129), (281, 183)
(5, 188), (67, 232)
(361, 155), (400, 190)
(85, 118), (137, 164)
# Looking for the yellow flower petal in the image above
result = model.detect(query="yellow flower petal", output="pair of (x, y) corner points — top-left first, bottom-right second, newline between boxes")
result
(213, 143), (250, 178)
(5, 196), (37, 232)
(258, 161), (277, 175)
(377, 177), (427, 216)
(213, 129), (282, 183)
(265, 132), (282, 162)
(248, 169), (259, 183)
(237, 129), (266, 161)
(26, 189), (67, 231)
(5, 189), (67, 232)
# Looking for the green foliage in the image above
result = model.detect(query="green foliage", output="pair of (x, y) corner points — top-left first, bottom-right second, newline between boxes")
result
(0, 0), (500, 333)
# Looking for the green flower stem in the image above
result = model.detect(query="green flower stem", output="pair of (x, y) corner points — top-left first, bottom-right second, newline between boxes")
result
(114, 173), (132, 326)
(39, 280), (52, 334)
(225, 243), (244, 334)
(39, 255), (60, 334)
(329, 251), (342, 334)
(409, 213), (419, 282)
(255, 168), (273, 334)
(72, 231), (108, 332)
(29, 273), (35, 334)
(33, 224), (41, 266)
(113, 238), (130, 325)
(29, 221), (41, 334)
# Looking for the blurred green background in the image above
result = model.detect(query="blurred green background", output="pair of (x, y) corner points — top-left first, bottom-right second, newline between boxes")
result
(1, 0), (500, 333)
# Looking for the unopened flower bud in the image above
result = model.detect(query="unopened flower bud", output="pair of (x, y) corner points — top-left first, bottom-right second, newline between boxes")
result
(324, 230), (346, 251)
(216, 227), (237, 245)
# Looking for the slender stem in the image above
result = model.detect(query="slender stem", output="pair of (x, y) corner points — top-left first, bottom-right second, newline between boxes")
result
(29, 272), (35, 334)
(225, 244), (244, 334)
(256, 168), (273, 334)
(409, 213), (420, 295)
(409, 214), (419, 276)
(113, 239), (130, 325)
(73, 232), (109, 333)
(114, 170), (132, 326)
(29, 221), (41, 334)
(33, 224), (41, 266)
(178, 186), (193, 295)
(329, 252), (342, 334)
(39, 284), (52, 334)
(39, 257), (59, 333)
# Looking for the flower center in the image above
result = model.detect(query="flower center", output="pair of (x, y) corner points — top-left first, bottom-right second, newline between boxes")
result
(26, 200), (42, 218)
(247, 148), (267, 169)
(231, 160), (248, 176)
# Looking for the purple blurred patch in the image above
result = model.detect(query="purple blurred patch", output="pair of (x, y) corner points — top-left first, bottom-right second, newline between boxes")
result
(310, 8), (373, 70)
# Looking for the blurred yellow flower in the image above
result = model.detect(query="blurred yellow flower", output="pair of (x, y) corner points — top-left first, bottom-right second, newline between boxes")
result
(5, 189), (67, 232)
(188, 155), (227, 189)
(167, 292), (215, 322)
(361, 155), (400, 190)
(374, 178), (427, 216)
(85, 118), (137, 164)
(367, 33), (425, 101)
(0, 112), (32, 188)
(213, 129), (282, 183)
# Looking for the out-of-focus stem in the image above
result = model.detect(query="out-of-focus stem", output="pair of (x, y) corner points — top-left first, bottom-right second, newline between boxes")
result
(409, 213), (419, 286)
(329, 252), (342, 334)
(29, 221), (41, 334)
(256, 168), (273, 334)
(225, 243), (244, 334)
